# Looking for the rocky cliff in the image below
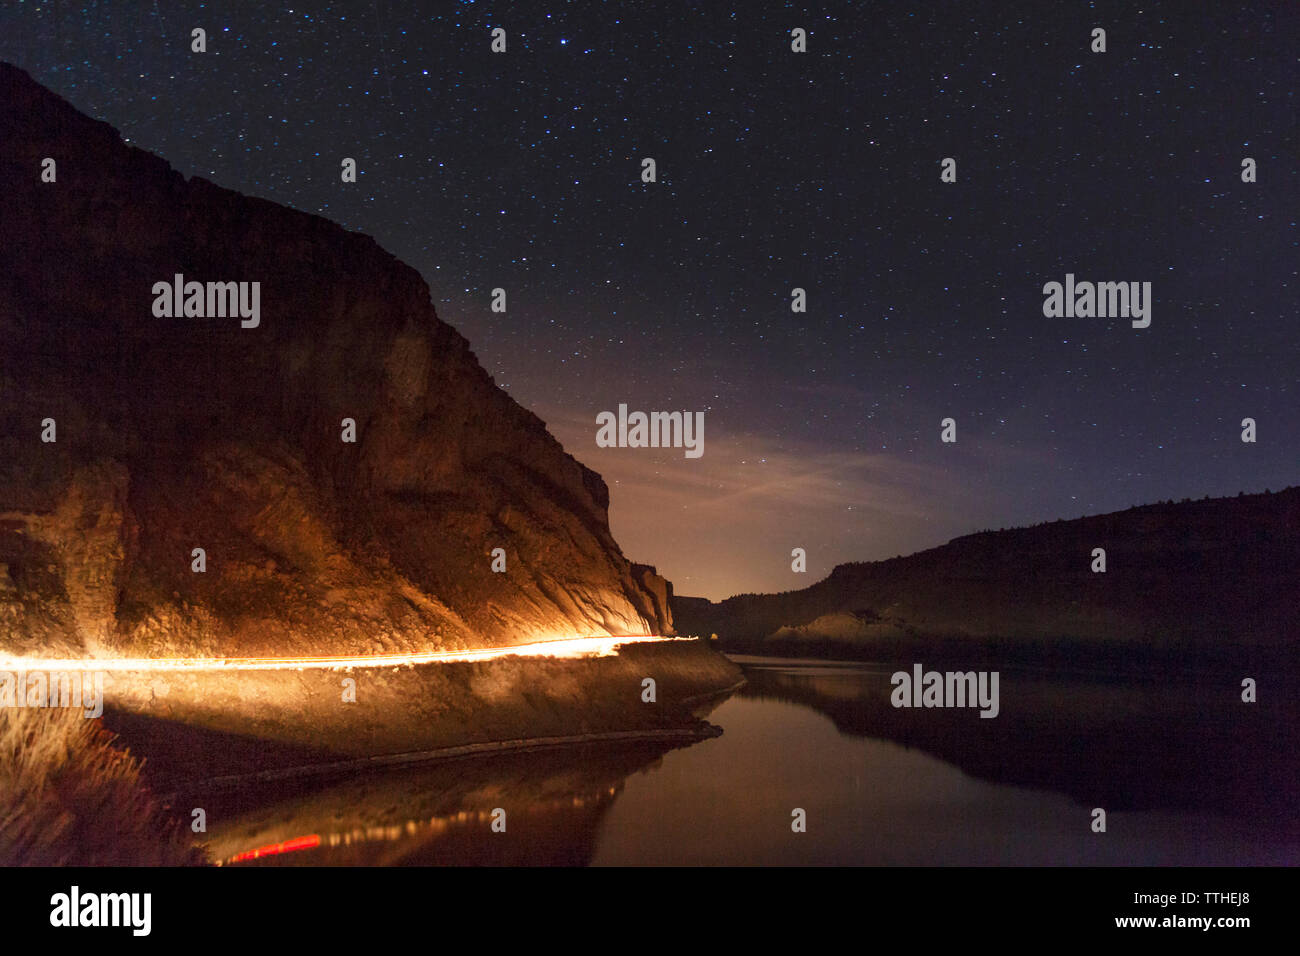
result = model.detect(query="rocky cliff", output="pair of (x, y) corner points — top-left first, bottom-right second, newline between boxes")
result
(0, 63), (671, 658)
(673, 488), (1300, 664)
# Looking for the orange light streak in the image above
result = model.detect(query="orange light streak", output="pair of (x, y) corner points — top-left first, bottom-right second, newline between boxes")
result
(0, 635), (679, 673)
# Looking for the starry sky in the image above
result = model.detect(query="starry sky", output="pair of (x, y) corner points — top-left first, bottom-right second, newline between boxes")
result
(1, 1), (1295, 600)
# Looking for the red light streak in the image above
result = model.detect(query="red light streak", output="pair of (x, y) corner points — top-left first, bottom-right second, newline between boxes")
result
(227, 834), (322, 863)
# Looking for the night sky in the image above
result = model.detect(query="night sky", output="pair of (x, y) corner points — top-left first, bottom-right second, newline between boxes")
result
(1, 1), (1295, 599)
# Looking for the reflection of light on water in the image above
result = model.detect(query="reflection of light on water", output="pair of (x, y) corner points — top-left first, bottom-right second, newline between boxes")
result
(227, 834), (321, 863)
(0, 635), (681, 673)
(219, 788), (622, 865)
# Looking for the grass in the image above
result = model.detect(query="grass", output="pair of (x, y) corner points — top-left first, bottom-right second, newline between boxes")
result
(0, 706), (208, 866)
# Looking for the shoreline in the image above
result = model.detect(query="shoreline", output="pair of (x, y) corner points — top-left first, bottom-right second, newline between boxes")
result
(713, 636), (1299, 685)
(100, 640), (745, 787)
(163, 723), (726, 800)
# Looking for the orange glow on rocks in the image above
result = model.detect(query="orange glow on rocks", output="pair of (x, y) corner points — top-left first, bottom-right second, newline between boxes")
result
(0, 635), (680, 673)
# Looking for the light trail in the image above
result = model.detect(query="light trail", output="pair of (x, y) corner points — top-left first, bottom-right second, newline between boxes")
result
(0, 634), (680, 673)
(227, 834), (322, 864)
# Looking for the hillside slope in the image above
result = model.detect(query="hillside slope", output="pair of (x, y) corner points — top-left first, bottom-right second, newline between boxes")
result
(0, 63), (672, 658)
(673, 488), (1300, 661)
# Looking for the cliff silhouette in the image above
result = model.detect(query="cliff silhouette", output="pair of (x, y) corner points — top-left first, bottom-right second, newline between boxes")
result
(0, 63), (672, 658)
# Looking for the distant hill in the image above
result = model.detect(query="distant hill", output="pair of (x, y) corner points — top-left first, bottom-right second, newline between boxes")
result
(673, 488), (1300, 668)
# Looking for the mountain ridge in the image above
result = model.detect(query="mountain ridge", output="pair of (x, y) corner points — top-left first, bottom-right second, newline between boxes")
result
(672, 486), (1300, 661)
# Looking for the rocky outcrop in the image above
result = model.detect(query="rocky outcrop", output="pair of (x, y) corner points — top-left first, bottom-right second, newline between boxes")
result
(629, 563), (673, 636)
(0, 64), (671, 658)
(673, 488), (1300, 660)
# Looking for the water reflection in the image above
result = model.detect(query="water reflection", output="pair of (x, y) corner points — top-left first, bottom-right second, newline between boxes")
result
(190, 742), (684, 866)
(591, 659), (1300, 865)
(147, 657), (1299, 865)
(732, 656), (1300, 824)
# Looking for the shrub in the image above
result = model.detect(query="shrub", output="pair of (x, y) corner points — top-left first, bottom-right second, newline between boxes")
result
(0, 707), (207, 866)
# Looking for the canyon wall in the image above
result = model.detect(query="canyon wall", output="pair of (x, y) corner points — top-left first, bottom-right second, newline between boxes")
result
(0, 63), (672, 658)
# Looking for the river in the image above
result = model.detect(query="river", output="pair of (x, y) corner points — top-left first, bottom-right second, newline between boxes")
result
(199, 655), (1298, 866)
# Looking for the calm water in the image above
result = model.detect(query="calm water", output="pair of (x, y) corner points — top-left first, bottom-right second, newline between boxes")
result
(196, 656), (1299, 866)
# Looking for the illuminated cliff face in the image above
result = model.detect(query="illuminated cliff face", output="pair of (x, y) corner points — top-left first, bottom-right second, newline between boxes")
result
(0, 64), (671, 658)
